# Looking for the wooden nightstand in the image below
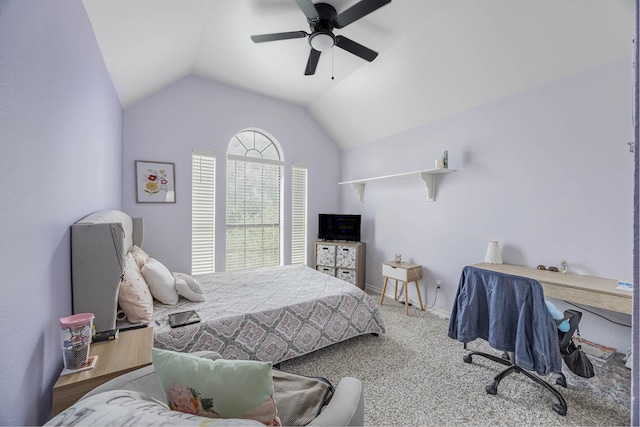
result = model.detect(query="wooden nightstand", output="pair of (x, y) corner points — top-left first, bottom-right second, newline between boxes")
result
(380, 261), (424, 315)
(52, 327), (153, 416)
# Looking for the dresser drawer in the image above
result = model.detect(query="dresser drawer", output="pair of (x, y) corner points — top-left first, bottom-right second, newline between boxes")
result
(382, 263), (422, 282)
(336, 245), (357, 269)
(317, 266), (336, 277)
(315, 244), (336, 266)
(336, 268), (356, 285)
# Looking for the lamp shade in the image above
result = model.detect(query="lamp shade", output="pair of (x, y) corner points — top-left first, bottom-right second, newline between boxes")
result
(484, 241), (503, 264)
(309, 32), (335, 51)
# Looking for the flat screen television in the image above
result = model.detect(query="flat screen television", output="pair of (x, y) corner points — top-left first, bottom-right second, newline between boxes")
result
(318, 214), (361, 242)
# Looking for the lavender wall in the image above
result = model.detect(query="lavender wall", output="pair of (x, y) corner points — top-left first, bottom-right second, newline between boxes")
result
(122, 76), (341, 273)
(632, 2), (639, 424)
(0, 1), (123, 424)
(342, 57), (635, 352)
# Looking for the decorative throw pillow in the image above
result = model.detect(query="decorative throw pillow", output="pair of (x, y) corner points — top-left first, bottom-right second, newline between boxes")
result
(141, 258), (179, 305)
(118, 253), (153, 324)
(174, 272), (206, 302)
(130, 245), (150, 270)
(152, 348), (281, 426)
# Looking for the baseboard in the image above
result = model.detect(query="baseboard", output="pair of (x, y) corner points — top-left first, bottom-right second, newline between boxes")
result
(365, 283), (451, 320)
(365, 282), (416, 305)
(425, 307), (450, 320)
(364, 282), (382, 295)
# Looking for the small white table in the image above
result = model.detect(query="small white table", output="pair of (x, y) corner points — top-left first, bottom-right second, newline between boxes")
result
(380, 262), (424, 315)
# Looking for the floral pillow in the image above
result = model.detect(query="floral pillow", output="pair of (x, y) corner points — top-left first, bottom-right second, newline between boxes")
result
(152, 348), (280, 426)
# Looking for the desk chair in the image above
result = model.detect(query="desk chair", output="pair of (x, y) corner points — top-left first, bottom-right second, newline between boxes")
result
(448, 266), (568, 415)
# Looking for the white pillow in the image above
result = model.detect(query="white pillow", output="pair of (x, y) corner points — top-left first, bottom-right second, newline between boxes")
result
(141, 258), (179, 305)
(174, 272), (206, 302)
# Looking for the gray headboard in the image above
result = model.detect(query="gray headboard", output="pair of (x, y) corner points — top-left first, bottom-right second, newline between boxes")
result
(71, 210), (143, 332)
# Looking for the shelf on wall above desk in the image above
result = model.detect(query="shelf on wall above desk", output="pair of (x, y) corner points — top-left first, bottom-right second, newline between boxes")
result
(338, 168), (456, 203)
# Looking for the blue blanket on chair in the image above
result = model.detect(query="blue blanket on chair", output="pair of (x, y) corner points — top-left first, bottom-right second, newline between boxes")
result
(448, 266), (563, 375)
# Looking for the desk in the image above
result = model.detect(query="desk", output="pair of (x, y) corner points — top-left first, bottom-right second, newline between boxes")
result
(473, 263), (632, 315)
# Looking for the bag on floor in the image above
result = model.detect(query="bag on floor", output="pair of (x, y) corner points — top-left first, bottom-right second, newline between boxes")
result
(560, 314), (595, 379)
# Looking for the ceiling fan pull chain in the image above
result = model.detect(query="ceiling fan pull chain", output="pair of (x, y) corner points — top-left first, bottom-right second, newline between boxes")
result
(331, 46), (335, 80)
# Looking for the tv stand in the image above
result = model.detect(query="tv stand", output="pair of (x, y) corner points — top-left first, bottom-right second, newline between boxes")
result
(314, 241), (365, 289)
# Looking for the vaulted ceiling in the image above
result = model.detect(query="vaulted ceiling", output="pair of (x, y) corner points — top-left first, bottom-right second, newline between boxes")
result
(82, 0), (634, 149)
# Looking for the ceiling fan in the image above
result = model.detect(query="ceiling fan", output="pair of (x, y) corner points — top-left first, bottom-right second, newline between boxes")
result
(251, 0), (391, 76)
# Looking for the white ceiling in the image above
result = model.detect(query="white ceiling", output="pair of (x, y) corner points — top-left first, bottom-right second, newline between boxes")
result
(82, 0), (634, 149)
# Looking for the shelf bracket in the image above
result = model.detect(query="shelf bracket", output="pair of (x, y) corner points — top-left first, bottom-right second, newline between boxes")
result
(350, 183), (365, 203)
(419, 172), (436, 201)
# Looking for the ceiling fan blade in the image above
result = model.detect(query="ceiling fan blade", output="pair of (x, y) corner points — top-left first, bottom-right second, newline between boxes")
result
(304, 49), (321, 75)
(335, 35), (378, 62)
(251, 31), (307, 43)
(295, 0), (320, 21)
(334, 0), (391, 28)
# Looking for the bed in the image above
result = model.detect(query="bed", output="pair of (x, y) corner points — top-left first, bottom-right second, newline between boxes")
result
(148, 264), (384, 363)
(71, 210), (385, 365)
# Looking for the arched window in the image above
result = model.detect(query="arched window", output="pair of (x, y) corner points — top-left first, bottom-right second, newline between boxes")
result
(226, 129), (283, 271)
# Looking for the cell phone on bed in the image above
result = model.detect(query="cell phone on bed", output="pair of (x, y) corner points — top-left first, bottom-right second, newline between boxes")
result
(168, 310), (201, 328)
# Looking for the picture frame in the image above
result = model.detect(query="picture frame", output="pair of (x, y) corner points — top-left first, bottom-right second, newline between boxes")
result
(135, 160), (176, 203)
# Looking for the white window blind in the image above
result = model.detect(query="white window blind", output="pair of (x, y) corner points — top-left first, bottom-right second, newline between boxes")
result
(226, 130), (283, 271)
(191, 149), (216, 274)
(291, 164), (307, 265)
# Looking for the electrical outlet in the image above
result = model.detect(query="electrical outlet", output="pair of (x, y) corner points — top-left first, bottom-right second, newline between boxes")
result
(436, 280), (442, 289)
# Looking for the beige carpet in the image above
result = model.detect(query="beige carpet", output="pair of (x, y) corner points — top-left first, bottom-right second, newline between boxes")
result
(279, 299), (631, 426)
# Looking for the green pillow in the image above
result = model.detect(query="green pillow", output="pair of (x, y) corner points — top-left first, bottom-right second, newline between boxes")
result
(152, 348), (280, 425)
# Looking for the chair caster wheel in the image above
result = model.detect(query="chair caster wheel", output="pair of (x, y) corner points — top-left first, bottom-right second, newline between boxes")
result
(463, 354), (472, 363)
(485, 384), (497, 395)
(556, 377), (567, 388)
(553, 404), (567, 416)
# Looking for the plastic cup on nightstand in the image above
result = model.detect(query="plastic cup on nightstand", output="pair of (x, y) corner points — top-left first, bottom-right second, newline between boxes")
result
(59, 313), (94, 370)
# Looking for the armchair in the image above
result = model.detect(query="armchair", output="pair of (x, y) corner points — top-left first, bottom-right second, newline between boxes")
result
(46, 351), (365, 426)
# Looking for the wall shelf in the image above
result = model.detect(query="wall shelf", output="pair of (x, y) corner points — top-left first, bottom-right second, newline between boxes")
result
(338, 168), (456, 203)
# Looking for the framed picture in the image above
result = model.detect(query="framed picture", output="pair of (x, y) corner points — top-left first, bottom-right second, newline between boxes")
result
(135, 161), (176, 203)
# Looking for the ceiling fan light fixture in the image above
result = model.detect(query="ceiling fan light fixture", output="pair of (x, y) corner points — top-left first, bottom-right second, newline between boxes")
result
(309, 31), (335, 51)
(251, 0), (391, 75)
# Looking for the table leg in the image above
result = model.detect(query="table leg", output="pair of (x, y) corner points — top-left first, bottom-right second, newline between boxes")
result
(404, 282), (409, 315)
(414, 281), (424, 310)
(380, 277), (389, 304)
(394, 279), (399, 301)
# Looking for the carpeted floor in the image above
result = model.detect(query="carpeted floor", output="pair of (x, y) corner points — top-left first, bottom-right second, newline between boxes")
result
(279, 299), (631, 426)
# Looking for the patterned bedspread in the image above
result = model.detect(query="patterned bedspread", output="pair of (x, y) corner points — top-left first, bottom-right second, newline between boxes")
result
(151, 265), (385, 364)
